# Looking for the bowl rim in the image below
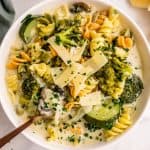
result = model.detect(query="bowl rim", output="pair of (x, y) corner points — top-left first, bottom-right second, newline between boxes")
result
(0, 0), (150, 149)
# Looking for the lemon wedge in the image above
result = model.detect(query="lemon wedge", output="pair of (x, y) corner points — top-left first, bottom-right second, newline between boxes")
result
(130, 0), (150, 8)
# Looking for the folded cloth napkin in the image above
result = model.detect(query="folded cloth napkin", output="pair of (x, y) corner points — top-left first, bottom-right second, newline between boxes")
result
(0, 0), (15, 42)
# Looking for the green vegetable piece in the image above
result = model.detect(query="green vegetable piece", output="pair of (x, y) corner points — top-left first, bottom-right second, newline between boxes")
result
(21, 75), (39, 99)
(95, 57), (132, 99)
(55, 27), (82, 47)
(84, 101), (120, 129)
(19, 15), (39, 43)
(120, 74), (144, 104)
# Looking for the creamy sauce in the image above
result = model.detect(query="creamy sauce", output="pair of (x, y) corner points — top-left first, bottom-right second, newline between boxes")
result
(128, 45), (143, 78)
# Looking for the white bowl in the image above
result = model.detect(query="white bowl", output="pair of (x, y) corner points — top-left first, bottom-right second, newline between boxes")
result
(0, 0), (150, 150)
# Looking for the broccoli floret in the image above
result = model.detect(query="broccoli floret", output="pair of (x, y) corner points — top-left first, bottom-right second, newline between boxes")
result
(120, 74), (144, 104)
(95, 58), (132, 99)
(22, 75), (40, 100)
(55, 27), (83, 47)
(55, 18), (81, 32)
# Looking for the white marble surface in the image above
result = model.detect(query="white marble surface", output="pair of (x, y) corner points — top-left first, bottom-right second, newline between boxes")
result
(0, 0), (150, 150)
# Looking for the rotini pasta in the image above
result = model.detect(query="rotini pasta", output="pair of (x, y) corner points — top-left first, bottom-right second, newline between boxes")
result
(83, 15), (92, 39)
(99, 18), (113, 36)
(6, 74), (18, 92)
(37, 23), (55, 37)
(47, 126), (57, 141)
(90, 35), (106, 56)
(104, 107), (132, 141)
(29, 63), (53, 83)
(7, 51), (31, 69)
(78, 77), (98, 97)
(117, 36), (133, 49)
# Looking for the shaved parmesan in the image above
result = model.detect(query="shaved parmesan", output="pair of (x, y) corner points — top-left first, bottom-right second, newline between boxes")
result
(71, 41), (87, 61)
(72, 52), (107, 97)
(51, 67), (64, 83)
(48, 37), (72, 65)
(83, 52), (108, 75)
(79, 91), (102, 106)
(55, 63), (82, 88)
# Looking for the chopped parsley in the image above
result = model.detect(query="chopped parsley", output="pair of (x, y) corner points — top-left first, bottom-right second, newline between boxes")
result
(69, 114), (73, 119)
(67, 60), (71, 64)
(84, 133), (89, 137)
(53, 93), (59, 98)
(67, 135), (75, 143)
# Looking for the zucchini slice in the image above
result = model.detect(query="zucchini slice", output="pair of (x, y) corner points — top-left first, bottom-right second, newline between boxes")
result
(19, 15), (39, 43)
(84, 101), (120, 129)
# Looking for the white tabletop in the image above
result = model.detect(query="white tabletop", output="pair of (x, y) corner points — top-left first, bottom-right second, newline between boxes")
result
(1, 0), (150, 150)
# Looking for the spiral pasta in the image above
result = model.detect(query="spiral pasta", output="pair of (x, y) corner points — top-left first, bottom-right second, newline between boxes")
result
(97, 8), (121, 40)
(104, 107), (132, 141)
(83, 15), (92, 39)
(117, 36), (133, 49)
(99, 18), (113, 36)
(6, 74), (18, 92)
(29, 63), (52, 83)
(109, 8), (120, 32)
(95, 12), (106, 25)
(78, 77), (98, 97)
(7, 52), (31, 69)
(37, 23), (55, 37)
(90, 35), (106, 56)
(47, 126), (57, 141)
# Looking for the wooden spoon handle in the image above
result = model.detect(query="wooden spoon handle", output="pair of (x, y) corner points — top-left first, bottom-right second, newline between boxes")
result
(0, 118), (34, 148)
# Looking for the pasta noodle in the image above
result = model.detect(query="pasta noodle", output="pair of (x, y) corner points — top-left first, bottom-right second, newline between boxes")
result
(47, 126), (57, 141)
(8, 89), (17, 104)
(83, 15), (92, 39)
(79, 77), (98, 97)
(104, 107), (132, 141)
(117, 36), (133, 49)
(99, 18), (113, 36)
(6, 74), (18, 92)
(65, 101), (79, 111)
(7, 52), (31, 69)
(37, 23), (55, 37)
(29, 63), (52, 83)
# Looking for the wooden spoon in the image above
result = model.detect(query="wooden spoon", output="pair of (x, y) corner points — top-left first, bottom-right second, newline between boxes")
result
(0, 88), (55, 148)
(0, 116), (39, 148)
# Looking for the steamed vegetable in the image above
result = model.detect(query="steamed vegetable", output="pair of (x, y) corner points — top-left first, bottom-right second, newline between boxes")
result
(84, 100), (120, 129)
(55, 27), (83, 47)
(19, 15), (39, 43)
(21, 75), (40, 99)
(55, 18), (81, 32)
(120, 74), (144, 104)
(95, 57), (132, 99)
